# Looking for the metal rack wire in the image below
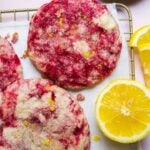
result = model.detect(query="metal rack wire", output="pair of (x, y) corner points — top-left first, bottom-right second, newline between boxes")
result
(0, 3), (135, 80)
(115, 3), (135, 80)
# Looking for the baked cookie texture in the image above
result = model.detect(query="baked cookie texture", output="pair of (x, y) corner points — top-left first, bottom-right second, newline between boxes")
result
(0, 37), (22, 91)
(27, 0), (122, 90)
(0, 79), (90, 150)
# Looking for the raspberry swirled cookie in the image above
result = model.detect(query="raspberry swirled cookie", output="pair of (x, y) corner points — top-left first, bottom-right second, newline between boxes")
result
(0, 37), (22, 91)
(27, 0), (122, 90)
(1, 79), (90, 150)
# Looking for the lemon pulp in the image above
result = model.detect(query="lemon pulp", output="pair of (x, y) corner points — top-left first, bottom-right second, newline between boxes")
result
(138, 44), (150, 88)
(129, 25), (150, 48)
(96, 79), (150, 143)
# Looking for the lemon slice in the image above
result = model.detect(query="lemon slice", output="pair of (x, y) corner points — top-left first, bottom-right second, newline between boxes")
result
(138, 44), (150, 88)
(95, 79), (150, 143)
(129, 25), (150, 48)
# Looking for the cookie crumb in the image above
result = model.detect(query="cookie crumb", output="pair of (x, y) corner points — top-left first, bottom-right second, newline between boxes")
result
(11, 32), (19, 44)
(4, 33), (10, 40)
(77, 93), (85, 101)
(21, 50), (28, 59)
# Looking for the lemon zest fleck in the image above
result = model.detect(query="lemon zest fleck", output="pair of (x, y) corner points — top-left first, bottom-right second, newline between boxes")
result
(83, 51), (90, 58)
(48, 33), (53, 38)
(48, 98), (55, 105)
(43, 138), (52, 146)
(92, 135), (101, 141)
(50, 106), (55, 112)
(23, 120), (29, 126)
(59, 18), (63, 26)
(98, 64), (102, 68)
(45, 85), (51, 91)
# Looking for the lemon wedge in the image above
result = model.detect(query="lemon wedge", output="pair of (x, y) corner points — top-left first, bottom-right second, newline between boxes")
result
(138, 44), (150, 88)
(129, 25), (150, 48)
(95, 79), (150, 143)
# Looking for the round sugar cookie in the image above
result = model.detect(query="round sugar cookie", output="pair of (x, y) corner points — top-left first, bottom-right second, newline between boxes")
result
(27, 0), (122, 90)
(0, 37), (22, 91)
(1, 79), (90, 150)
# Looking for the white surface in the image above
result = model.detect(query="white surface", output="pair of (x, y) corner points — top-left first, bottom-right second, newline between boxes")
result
(0, 0), (150, 31)
(0, 0), (49, 9)
(0, 3), (133, 150)
(0, 0), (149, 150)
(129, 0), (150, 30)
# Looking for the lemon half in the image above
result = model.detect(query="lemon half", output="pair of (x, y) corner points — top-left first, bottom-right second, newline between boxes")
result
(95, 79), (150, 143)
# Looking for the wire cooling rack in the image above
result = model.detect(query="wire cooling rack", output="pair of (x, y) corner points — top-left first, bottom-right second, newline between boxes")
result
(0, 3), (135, 80)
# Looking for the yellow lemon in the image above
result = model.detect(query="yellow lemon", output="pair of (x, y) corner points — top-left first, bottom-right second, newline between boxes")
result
(129, 25), (150, 48)
(138, 44), (150, 88)
(95, 79), (150, 143)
